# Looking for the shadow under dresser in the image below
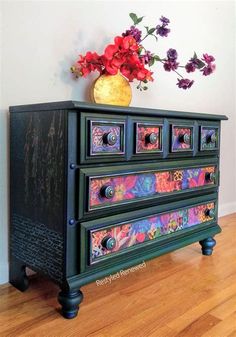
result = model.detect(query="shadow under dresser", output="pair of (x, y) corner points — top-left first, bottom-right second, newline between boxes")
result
(9, 101), (228, 318)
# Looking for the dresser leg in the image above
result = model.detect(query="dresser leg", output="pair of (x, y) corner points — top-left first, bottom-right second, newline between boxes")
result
(58, 289), (83, 319)
(9, 256), (29, 292)
(199, 237), (216, 256)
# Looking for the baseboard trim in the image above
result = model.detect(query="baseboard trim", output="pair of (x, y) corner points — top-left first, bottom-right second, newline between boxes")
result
(0, 263), (9, 285)
(218, 202), (236, 217)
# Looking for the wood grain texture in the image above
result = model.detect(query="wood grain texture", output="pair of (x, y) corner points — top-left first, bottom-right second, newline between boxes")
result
(1, 213), (235, 337)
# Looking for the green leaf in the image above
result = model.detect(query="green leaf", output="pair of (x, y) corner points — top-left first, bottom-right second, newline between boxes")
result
(148, 27), (155, 34)
(143, 86), (148, 90)
(129, 13), (138, 25)
(136, 16), (144, 24)
(154, 55), (161, 61)
(149, 58), (155, 66)
(197, 60), (205, 69)
(192, 52), (205, 69)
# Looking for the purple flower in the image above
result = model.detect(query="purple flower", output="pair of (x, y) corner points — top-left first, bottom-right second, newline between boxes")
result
(163, 60), (179, 71)
(167, 48), (178, 61)
(122, 26), (142, 43)
(202, 53), (215, 64)
(140, 50), (153, 65)
(156, 16), (170, 37)
(156, 25), (170, 37)
(160, 16), (170, 26)
(201, 63), (216, 76)
(177, 78), (194, 89)
(185, 62), (196, 73)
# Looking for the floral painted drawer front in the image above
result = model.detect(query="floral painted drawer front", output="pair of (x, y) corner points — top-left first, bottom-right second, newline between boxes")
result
(91, 202), (215, 263)
(136, 123), (162, 153)
(171, 126), (193, 151)
(90, 121), (125, 155)
(89, 166), (216, 210)
(200, 127), (219, 151)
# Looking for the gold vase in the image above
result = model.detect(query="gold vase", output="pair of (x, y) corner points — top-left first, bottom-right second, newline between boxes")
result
(91, 72), (132, 106)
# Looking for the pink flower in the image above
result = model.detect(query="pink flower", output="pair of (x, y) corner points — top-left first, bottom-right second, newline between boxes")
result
(202, 63), (216, 76)
(202, 53), (215, 64)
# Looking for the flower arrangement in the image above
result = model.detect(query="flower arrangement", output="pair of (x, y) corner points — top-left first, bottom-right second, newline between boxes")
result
(71, 13), (215, 90)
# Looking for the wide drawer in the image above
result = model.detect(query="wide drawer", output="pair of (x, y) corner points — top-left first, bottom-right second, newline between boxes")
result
(80, 194), (218, 268)
(79, 158), (218, 218)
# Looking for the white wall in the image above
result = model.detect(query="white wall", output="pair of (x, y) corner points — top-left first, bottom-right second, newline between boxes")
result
(0, 0), (235, 284)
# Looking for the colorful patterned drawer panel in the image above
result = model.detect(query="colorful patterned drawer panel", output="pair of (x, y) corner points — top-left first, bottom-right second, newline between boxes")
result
(171, 126), (193, 152)
(200, 126), (219, 151)
(90, 202), (215, 263)
(89, 166), (216, 210)
(136, 123), (163, 153)
(90, 120), (125, 155)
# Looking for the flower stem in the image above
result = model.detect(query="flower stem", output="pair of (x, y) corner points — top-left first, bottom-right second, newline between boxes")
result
(140, 34), (149, 42)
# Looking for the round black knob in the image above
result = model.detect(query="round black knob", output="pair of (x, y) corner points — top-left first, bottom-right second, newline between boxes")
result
(205, 172), (215, 183)
(205, 208), (215, 218)
(101, 236), (116, 251)
(100, 185), (115, 199)
(146, 132), (158, 145)
(179, 133), (190, 144)
(103, 132), (117, 146)
(206, 133), (216, 143)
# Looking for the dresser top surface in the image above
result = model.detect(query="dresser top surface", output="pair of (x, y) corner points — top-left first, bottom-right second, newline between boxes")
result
(9, 100), (228, 121)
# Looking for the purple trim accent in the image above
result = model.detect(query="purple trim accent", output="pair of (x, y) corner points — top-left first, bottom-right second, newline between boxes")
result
(89, 120), (125, 155)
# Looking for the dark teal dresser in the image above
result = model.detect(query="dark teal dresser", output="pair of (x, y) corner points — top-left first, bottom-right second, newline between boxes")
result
(9, 101), (227, 318)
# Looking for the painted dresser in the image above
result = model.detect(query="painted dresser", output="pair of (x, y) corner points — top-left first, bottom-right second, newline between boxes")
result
(9, 101), (227, 318)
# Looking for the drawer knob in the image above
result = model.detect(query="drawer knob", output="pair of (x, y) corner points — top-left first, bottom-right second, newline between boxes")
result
(205, 172), (215, 182)
(100, 185), (115, 199)
(101, 236), (116, 251)
(206, 133), (216, 143)
(103, 132), (117, 146)
(179, 133), (190, 144)
(205, 208), (215, 218)
(146, 132), (158, 145)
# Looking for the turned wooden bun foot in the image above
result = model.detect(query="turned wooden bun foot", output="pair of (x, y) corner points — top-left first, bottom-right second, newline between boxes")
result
(58, 290), (84, 319)
(199, 237), (216, 256)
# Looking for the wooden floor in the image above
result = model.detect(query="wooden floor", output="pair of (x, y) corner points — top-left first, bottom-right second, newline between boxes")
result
(0, 213), (236, 337)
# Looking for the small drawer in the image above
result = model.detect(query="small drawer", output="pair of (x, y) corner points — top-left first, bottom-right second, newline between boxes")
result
(89, 201), (216, 264)
(135, 122), (163, 153)
(171, 125), (194, 152)
(89, 120), (125, 156)
(87, 164), (217, 212)
(200, 126), (219, 151)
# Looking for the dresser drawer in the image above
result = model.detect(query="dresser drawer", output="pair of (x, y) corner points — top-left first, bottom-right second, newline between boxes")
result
(79, 159), (218, 218)
(135, 122), (163, 154)
(171, 124), (194, 152)
(200, 126), (219, 151)
(80, 196), (217, 267)
(80, 113), (126, 163)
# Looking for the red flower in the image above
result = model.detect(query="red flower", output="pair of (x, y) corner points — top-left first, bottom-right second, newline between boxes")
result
(104, 44), (118, 60)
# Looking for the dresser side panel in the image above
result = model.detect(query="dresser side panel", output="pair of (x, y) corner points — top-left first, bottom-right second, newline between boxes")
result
(10, 109), (67, 283)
